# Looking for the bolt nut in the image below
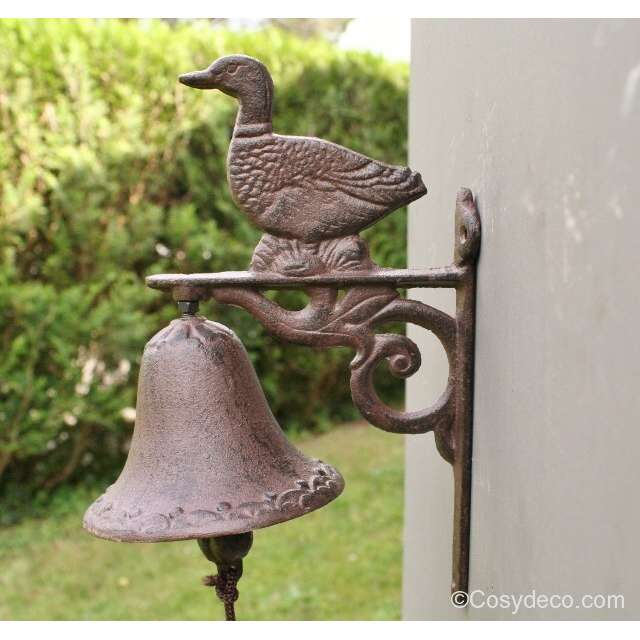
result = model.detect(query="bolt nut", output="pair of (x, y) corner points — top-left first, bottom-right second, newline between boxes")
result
(177, 300), (199, 316)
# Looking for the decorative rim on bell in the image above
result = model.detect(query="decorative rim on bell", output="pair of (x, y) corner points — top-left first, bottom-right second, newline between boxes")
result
(83, 460), (344, 542)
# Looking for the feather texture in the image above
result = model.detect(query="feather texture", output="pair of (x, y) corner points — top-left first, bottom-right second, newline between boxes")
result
(228, 133), (426, 241)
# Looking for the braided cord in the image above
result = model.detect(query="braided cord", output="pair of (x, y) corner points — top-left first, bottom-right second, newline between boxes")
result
(203, 566), (241, 621)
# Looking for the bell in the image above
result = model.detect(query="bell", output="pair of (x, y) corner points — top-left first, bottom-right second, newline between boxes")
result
(83, 310), (344, 618)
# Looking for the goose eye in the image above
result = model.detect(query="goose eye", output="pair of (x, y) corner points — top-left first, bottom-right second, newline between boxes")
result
(226, 63), (239, 75)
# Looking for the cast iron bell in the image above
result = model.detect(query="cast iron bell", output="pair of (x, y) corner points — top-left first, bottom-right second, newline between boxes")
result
(83, 309), (344, 618)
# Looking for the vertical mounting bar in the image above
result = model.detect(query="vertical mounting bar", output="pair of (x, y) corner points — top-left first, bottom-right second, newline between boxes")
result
(450, 266), (477, 596)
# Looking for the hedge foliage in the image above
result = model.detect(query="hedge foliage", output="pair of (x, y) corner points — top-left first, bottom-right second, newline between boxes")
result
(0, 19), (409, 515)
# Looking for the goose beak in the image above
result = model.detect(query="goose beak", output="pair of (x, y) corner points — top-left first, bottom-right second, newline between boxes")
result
(178, 69), (217, 90)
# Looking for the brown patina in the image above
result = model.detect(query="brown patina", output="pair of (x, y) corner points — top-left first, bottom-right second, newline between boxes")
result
(84, 54), (480, 619)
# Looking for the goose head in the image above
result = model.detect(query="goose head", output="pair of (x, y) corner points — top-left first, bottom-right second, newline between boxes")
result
(179, 54), (273, 101)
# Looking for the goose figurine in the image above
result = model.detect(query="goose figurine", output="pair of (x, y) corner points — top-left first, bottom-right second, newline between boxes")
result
(179, 55), (427, 245)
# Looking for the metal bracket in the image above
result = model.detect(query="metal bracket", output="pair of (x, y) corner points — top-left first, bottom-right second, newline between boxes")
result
(147, 187), (480, 595)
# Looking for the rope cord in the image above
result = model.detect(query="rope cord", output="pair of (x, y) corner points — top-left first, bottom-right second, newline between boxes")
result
(203, 566), (240, 621)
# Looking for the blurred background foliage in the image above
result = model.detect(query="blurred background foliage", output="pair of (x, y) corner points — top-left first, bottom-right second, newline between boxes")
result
(0, 19), (409, 523)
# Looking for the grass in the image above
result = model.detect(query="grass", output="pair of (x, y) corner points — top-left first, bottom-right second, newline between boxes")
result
(0, 422), (404, 620)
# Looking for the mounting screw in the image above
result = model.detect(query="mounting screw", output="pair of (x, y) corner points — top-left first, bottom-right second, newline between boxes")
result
(178, 300), (199, 316)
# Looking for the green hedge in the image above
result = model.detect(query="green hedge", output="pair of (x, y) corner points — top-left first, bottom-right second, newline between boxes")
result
(0, 19), (409, 516)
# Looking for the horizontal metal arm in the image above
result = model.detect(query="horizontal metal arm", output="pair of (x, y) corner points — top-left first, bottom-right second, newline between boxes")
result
(146, 265), (466, 295)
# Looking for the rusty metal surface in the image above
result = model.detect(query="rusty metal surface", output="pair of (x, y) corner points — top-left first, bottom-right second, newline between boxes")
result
(213, 286), (456, 439)
(449, 189), (479, 595)
(162, 189), (480, 595)
(146, 266), (465, 292)
(179, 54), (426, 243)
(206, 190), (480, 448)
(174, 55), (480, 597)
(86, 52), (481, 611)
(83, 316), (344, 542)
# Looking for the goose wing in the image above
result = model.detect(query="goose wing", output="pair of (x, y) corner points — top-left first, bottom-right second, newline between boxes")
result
(231, 134), (426, 209)
(271, 134), (427, 208)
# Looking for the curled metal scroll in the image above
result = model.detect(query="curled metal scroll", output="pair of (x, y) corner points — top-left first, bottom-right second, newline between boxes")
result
(154, 189), (480, 465)
(212, 283), (456, 441)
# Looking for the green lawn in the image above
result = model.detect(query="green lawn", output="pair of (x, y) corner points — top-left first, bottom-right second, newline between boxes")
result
(0, 423), (404, 620)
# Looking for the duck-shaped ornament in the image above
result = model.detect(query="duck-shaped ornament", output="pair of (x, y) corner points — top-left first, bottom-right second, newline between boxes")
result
(179, 55), (427, 257)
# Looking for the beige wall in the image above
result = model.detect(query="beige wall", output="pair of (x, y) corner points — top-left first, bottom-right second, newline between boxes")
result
(404, 19), (640, 620)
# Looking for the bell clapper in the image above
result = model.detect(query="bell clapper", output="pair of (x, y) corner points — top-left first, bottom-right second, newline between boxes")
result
(198, 532), (254, 621)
